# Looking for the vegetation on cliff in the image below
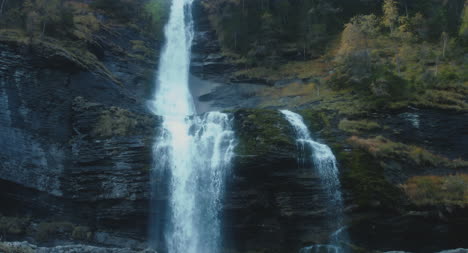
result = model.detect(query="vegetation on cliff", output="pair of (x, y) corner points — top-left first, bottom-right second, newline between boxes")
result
(205, 0), (467, 113)
(0, 214), (92, 244)
(0, 0), (169, 84)
(0, 0), (168, 40)
(233, 109), (295, 157)
(402, 174), (468, 206)
(198, 0), (468, 211)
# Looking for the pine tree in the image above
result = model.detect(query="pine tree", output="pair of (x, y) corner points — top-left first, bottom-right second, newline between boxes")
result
(36, 0), (61, 37)
(460, 1), (468, 40)
(383, 0), (399, 34)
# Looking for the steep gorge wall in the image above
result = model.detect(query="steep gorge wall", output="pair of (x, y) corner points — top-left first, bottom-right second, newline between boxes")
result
(0, 3), (467, 253)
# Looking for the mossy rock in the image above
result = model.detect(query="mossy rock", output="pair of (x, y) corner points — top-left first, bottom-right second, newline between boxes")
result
(341, 149), (404, 209)
(35, 221), (75, 242)
(71, 226), (93, 241)
(338, 119), (380, 134)
(232, 109), (296, 158)
(0, 215), (30, 236)
(92, 106), (158, 138)
(299, 109), (336, 134)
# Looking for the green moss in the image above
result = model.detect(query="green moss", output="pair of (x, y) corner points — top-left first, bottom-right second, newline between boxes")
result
(0, 29), (121, 86)
(92, 107), (154, 138)
(234, 109), (295, 157)
(35, 222), (74, 242)
(0, 215), (30, 236)
(39, 40), (122, 85)
(342, 149), (403, 208)
(71, 226), (93, 241)
(0, 29), (29, 43)
(338, 119), (380, 134)
(300, 109), (334, 133)
(93, 107), (136, 137)
(129, 40), (155, 61)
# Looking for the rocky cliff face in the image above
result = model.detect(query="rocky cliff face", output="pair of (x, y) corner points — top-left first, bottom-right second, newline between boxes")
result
(0, 4), (467, 253)
(0, 48), (338, 251)
(0, 32), (160, 248)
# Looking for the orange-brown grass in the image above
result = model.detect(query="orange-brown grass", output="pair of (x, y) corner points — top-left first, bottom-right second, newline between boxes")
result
(258, 82), (319, 107)
(401, 174), (468, 206)
(348, 136), (468, 169)
(235, 59), (329, 83)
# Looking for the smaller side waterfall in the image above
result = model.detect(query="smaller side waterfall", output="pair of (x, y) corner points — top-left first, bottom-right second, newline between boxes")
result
(280, 110), (348, 253)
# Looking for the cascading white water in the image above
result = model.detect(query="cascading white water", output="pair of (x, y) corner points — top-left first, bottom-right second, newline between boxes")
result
(150, 0), (195, 117)
(280, 110), (348, 253)
(149, 1), (235, 253)
(299, 245), (342, 253)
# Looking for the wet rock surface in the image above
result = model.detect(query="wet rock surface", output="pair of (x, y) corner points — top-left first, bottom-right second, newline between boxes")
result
(0, 39), (159, 248)
(1, 241), (157, 253)
(0, 5), (467, 253)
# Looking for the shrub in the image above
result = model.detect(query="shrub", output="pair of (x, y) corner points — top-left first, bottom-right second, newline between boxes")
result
(92, 107), (138, 137)
(0, 215), (30, 237)
(71, 226), (92, 241)
(72, 13), (100, 43)
(35, 222), (74, 242)
(143, 0), (169, 34)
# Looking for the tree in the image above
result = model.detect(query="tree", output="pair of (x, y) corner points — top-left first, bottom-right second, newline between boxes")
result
(441, 32), (448, 58)
(274, 0), (290, 27)
(36, 0), (61, 37)
(383, 0), (399, 34)
(409, 12), (427, 39)
(23, 0), (39, 38)
(257, 11), (279, 66)
(143, 0), (169, 38)
(339, 14), (380, 57)
(460, 1), (468, 40)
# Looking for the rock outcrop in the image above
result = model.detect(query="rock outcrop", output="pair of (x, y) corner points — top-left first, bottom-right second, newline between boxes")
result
(0, 241), (157, 253)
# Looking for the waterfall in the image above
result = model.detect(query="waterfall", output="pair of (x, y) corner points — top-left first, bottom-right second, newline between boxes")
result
(280, 110), (348, 253)
(149, 1), (235, 253)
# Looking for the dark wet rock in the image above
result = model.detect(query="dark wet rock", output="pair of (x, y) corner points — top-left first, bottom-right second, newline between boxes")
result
(0, 241), (157, 253)
(223, 109), (343, 252)
(190, 1), (239, 82)
(0, 38), (159, 248)
(377, 108), (468, 160)
(229, 74), (271, 85)
(348, 209), (468, 253)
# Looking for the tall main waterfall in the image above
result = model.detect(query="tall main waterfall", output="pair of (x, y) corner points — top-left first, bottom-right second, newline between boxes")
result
(150, 1), (235, 253)
(280, 110), (348, 253)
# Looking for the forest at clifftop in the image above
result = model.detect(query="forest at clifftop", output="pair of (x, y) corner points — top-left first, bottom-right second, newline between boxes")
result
(1, 0), (466, 108)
